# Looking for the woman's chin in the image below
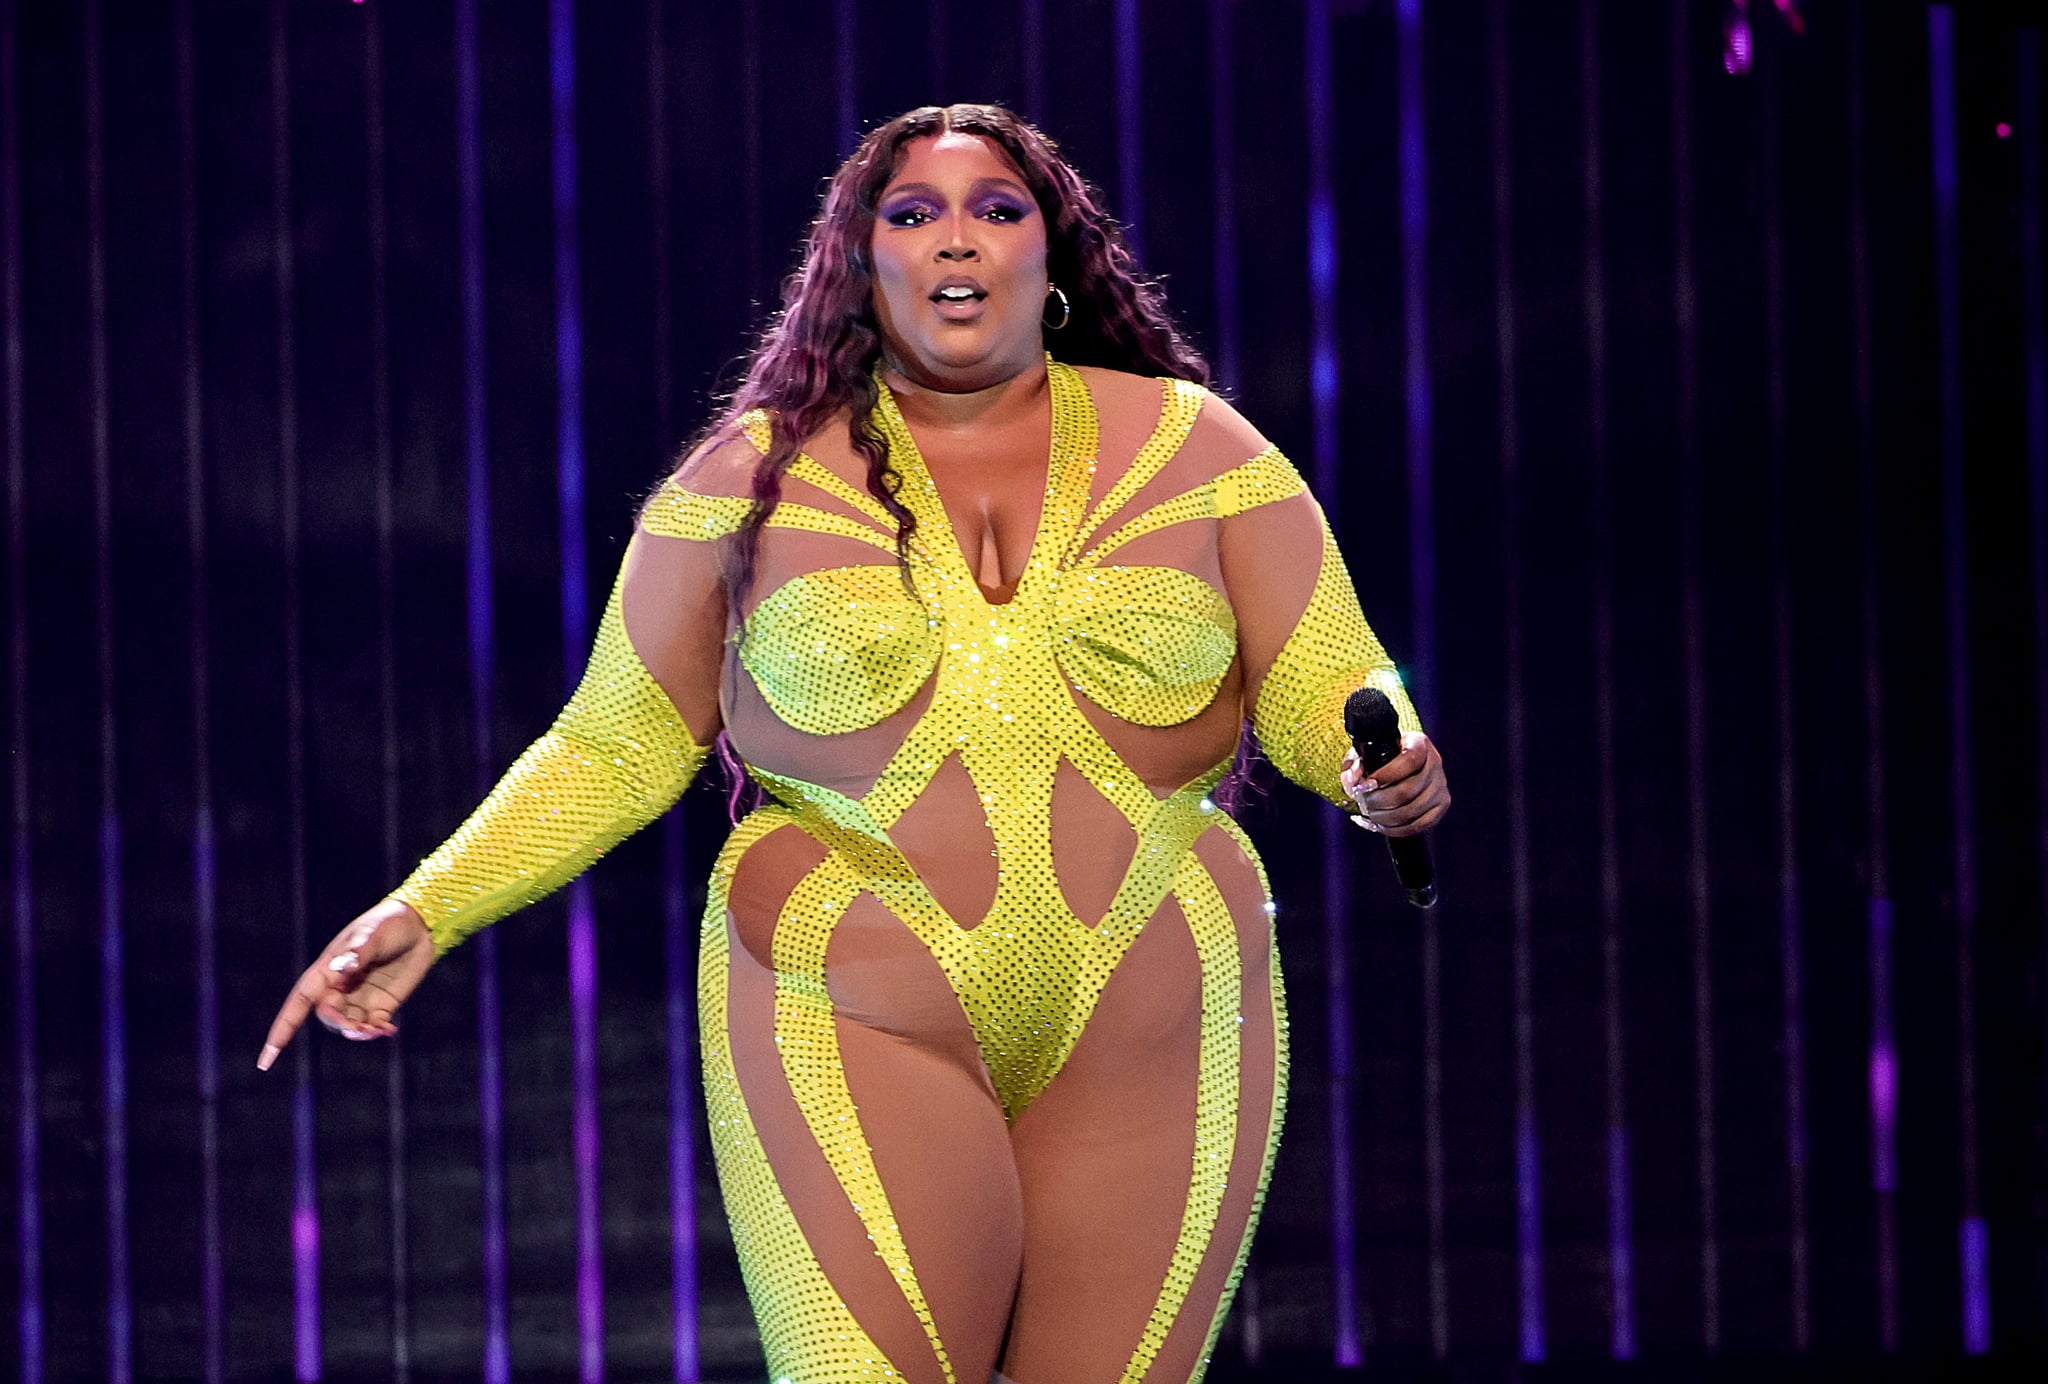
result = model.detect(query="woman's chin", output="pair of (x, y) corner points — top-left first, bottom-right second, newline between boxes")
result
(902, 334), (1037, 389)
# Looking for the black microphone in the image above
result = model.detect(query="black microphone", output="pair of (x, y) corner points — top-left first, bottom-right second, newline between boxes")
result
(1343, 686), (1438, 909)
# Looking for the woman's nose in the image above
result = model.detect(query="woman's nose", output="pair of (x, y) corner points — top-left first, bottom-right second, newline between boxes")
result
(937, 243), (978, 261)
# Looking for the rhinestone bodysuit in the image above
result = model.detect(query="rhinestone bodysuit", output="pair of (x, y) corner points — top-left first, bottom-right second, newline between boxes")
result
(393, 361), (1418, 1384)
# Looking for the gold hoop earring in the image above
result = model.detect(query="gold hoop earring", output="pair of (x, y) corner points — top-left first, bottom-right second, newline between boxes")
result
(1043, 284), (1071, 331)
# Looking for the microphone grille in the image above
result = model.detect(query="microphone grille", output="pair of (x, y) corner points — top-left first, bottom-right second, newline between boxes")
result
(1343, 686), (1401, 767)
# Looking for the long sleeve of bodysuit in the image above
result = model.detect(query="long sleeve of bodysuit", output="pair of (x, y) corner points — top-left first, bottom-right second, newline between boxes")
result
(1233, 450), (1421, 809)
(390, 555), (712, 956)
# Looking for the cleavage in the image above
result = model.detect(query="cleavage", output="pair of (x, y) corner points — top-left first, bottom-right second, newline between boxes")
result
(921, 447), (1048, 604)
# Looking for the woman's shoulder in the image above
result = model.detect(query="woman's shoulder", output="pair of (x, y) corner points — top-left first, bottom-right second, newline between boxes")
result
(1073, 362), (1261, 444)
(665, 406), (870, 498)
(666, 426), (763, 500)
(1071, 363), (1275, 471)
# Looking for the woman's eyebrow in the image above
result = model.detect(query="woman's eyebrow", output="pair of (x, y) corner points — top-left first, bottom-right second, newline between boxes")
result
(879, 177), (1032, 202)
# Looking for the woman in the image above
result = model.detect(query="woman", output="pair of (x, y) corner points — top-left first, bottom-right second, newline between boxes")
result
(261, 103), (1449, 1384)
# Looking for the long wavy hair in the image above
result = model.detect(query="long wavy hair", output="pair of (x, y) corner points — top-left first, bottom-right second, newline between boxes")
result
(681, 102), (1211, 616)
(683, 103), (1225, 812)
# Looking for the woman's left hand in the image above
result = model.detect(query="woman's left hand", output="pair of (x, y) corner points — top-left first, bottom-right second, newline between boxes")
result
(1340, 731), (1450, 837)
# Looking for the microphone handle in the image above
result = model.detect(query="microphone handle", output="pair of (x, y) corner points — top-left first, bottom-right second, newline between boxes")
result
(1385, 833), (1438, 909)
(1353, 735), (1439, 910)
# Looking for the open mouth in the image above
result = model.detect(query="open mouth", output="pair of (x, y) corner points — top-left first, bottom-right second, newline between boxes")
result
(930, 277), (988, 306)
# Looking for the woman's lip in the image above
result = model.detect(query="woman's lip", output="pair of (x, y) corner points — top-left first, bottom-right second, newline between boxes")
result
(931, 294), (988, 322)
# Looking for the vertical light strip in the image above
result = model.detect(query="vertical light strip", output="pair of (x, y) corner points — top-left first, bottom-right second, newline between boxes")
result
(1844, 4), (1899, 1352)
(84, 5), (132, 1378)
(645, 3), (698, 1376)
(1208, 5), (1250, 1355)
(928, 0), (949, 99)
(266, 1), (319, 1374)
(1394, 0), (1448, 1360)
(834, 0), (857, 154)
(0, 2), (39, 1380)
(1022, 0), (1046, 119)
(1926, 5), (1989, 1354)
(1207, 0), (1239, 391)
(174, 3), (224, 1379)
(361, 4), (410, 1379)
(1579, 0), (1634, 1358)
(1115, 0), (1142, 263)
(548, 4), (604, 1379)
(1671, 0), (1720, 1350)
(452, 4), (510, 1378)
(2017, 40), (2048, 1351)
(1305, 0), (1359, 1365)
(662, 810), (698, 1384)
(1490, 0), (1544, 1363)
(1758, 18), (1811, 1352)
(742, 0), (761, 296)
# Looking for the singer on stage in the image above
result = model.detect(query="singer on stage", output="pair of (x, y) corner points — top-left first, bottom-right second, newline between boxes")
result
(260, 103), (1448, 1383)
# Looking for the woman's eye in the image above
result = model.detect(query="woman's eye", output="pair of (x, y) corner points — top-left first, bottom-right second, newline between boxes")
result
(982, 203), (1026, 223)
(886, 206), (933, 227)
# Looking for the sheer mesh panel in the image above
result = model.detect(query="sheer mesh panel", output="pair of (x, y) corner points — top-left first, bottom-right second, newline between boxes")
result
(395, 361), (1410, 1382)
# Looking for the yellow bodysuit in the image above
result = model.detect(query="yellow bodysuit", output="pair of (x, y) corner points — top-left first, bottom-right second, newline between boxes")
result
(393, 360), (1418, 1384)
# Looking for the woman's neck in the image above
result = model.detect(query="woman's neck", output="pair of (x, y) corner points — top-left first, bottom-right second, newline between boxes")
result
(881, 353), (1049, 437)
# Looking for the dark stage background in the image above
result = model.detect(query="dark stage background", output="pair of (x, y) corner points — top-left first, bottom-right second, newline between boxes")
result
(5, 0), (2048, 1380)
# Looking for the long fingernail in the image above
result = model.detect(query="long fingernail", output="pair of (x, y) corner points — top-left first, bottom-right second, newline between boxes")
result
(257, 1044), (280, 1072)
(1362, 778), (1379, 793)
(1349, 814), (1383, 833)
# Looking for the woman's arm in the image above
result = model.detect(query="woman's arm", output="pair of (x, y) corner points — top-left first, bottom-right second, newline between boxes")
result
(258, 449), (744, 1064)
(390, 493), (732, 956)
(1206, 401), (1432, 818)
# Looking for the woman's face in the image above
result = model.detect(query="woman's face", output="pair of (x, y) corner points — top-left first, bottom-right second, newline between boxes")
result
(869, 132), (1049, 391)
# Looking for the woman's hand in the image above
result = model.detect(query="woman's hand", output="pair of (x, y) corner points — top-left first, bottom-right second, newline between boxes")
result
(258, 899), (435, 1070)
(1340, 731), (1450, 837)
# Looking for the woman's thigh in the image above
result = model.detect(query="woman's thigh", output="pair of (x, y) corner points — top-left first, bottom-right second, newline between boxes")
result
(999, 835), (1286, 1384)
(707, 825), (1024, 1384)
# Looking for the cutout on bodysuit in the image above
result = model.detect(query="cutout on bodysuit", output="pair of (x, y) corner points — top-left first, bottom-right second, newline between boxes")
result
(887, 750), (999, 929)
(824, 897), (1025, 1383)
(1048, 756), (1137, 927)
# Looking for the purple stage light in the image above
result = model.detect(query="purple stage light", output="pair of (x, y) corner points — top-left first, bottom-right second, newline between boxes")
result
(263, 6), (321, 1377)
(1929, 7), (1989, 1353)
(86, 6), (135, 1378)
(1672, 0), (1722, 1350)
(664, 816), (700, 1381)
(1022, 0), (1045, 119)
(1208, 0), (1239, 392)
(1759, 20), (1812, 1350)
(1490, 0), (1546, 1362)
(835, 0), (857, 154)
(454, 2), (511, 1377)
(1115, 0), (1142, 263)
(549, 2), (605, 1376)
(360, 3), (411, 1375)
(4, 8), (40, 1380)
(1304, 0), (1360, 1365)
(1396, 0), (1448, 1360)
(1868, 1037), (1897, 1165)
(1724, 0), (1753, 76)
(2020, 38), (2048, 1360)
(1580, 0), (1637, 1357)
(1846, 5), (1899, 1349)
(645, 6), (700, 1373)
(174, 0), (224, 1376)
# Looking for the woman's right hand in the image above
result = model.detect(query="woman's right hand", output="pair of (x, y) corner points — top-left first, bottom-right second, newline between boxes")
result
(258, 898), (435, 1070)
